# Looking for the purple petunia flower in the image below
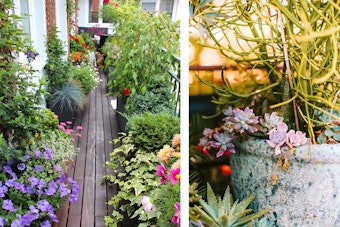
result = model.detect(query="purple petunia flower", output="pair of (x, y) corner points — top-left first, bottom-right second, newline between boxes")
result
(54, 164), (62, 172)
(45, 180), (58, 196)
(17, 163), (25, 171)
(40, 220), (51, 227)
(0, 216), (5, 227)
(48, 212), (58, 223)
(2, 199), (16, 212)
(32, 164), (43, 172)
(37, 200), (53, 213)
(44, 147), (53, 160)
(14, 182), (25, 192)
(69, 181), (79, 203)
(28, 176), (39, 187)
(5, 179), (15, 187)
(10, 219), (20, 227)
(4, 166), (17, 179)
(20, 213), (34, 226)
(35, 150), (42, 158)
(59, 183), (70, 197)
(0, 182), (8, 198)
(24, 154), (31, 161)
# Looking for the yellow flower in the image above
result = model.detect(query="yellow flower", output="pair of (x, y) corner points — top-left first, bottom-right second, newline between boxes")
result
(34, 132), (39, 138)
(157, 145), (174, 163)
(171, 134), (181, 148)
(171, 152), (180, 159)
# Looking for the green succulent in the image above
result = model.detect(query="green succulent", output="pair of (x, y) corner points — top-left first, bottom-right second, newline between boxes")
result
(190, 183), (269, 227)
(315, 109), (340, 143)
(244, 217), (275, 227)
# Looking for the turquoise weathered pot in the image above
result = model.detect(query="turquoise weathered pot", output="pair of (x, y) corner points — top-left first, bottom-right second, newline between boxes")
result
(230, 137), (340, 227)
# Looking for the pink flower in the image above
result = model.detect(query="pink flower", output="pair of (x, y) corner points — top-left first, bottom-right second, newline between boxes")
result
(169, 168), (180, 185)
(267, 122), (288, 155)
(59, 125), (65, 131)
(141, 196), (154, 211)
(76, 126), (83, 130)
(171, 202), (180, 226)
(286, 130), (308, 148)
(75, 133), (82, 137)
(71, 138), (75, 142)
(66, 121), (72, 125)
(156, 164), (167, 184)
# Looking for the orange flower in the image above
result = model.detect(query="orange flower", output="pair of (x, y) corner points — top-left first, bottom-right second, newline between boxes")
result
(82, 43), (86, 47)
(72, 52), (81, 61)
(87, 45), (91, 49)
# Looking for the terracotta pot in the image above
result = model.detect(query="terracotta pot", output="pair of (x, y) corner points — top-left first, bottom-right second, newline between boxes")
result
(230, 137), (340, 226)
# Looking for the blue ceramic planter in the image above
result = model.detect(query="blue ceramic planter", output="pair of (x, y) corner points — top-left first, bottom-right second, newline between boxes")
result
(230, 137), (340, 226)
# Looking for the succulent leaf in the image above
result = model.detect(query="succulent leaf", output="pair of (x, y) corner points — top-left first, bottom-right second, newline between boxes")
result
(190, 183), (269, 227)
(207, 182), (219, 213)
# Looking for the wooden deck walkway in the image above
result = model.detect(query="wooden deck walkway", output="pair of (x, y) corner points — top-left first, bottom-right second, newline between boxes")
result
(55, 70), (126, 227)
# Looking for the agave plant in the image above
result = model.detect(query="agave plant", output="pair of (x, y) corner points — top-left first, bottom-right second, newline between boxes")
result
(190, 183), (269, 227)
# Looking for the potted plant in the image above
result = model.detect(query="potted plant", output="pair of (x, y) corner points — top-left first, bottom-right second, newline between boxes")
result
(69, 62), (100, 95)
(48, 81), (86, 123)
(190, 0), (340, 225)
(102, 1), (179, 105)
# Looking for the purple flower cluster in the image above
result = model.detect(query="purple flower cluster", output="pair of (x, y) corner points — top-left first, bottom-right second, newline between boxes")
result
(0, 147), (79, 226)
(24, 49), (39, 61)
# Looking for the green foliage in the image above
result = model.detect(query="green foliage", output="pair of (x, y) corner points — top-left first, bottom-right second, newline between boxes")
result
(102, 133), (160, 225)
(128, 112), (180, 152)
(49, 81), (86, 113)
(29, 129), (78, 169)
(35, 108), (59, 133)
(127, 83), (175, 115)
(45, 27), (71, 92)
(102, 1), (179, 99)
(0, 1), (46, 149)
(70, 62), (99, 94)
(190, 183), (270, 227)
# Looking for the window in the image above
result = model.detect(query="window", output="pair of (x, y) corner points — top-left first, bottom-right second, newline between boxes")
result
(19, 0), (30, 35)
(89, 0), (100, 22)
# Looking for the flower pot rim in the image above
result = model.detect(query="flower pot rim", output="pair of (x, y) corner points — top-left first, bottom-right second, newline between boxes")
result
(235, 137), (340, 164)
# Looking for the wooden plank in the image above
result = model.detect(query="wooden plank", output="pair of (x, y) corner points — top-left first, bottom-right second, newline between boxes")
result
(95, 216), (107, 227)
(68, 96), (90, 219)
(81, 89), (96, 226)
(95, 73), (109, 217)
(67, 215), (81, 227)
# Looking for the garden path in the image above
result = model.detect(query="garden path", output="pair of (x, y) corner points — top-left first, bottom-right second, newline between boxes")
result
(55, 70), (132, 227)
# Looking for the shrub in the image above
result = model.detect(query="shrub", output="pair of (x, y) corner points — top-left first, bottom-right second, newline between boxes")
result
(127, 86), (174, 115)
(45, 27), (71, 93)
(128, 112), (180, 152)
(70, 62), (100, 95)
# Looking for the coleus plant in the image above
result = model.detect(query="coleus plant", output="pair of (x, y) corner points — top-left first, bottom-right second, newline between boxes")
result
(198, 107), (308, 164)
